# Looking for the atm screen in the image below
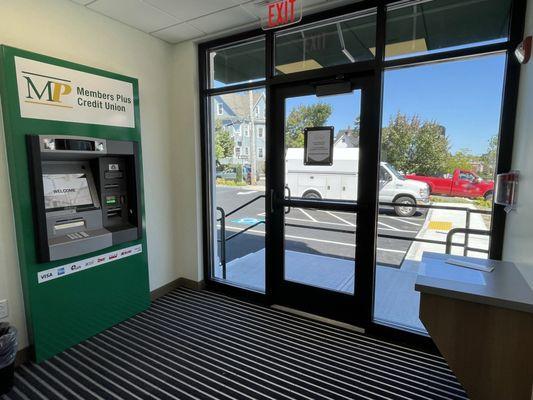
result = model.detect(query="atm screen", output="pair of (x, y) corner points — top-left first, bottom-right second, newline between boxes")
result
(42, 174), (94, 210)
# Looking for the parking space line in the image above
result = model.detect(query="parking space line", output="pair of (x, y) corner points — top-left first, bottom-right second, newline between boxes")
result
(218, 226), (407, 254)
(322, 210), (356, 227)
(285, 216), (355, 228)
(235, 218), (418, 234)
(378, 221), (401, 231)
(298, 208), (317, 222)
(382, 216), (422, 226)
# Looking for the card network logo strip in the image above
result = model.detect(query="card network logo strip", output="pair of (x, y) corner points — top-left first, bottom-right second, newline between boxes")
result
(37, 244), (143, 284)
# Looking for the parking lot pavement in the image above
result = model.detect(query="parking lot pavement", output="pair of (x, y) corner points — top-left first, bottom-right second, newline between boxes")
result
(215, 186), (428, 268)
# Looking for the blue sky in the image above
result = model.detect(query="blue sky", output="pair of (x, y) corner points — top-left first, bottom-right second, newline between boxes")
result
(286, 54), (506, 155)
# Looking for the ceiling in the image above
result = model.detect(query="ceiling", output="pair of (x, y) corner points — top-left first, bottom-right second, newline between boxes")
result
(70, 0), (358, 44)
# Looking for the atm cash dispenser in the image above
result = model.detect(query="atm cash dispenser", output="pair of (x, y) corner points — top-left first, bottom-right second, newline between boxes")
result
(27, 135), (141, 262)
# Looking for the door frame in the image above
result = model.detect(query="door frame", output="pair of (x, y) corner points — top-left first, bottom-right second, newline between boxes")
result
(197, 0), (526, 352)
(267, 74), (380, 327)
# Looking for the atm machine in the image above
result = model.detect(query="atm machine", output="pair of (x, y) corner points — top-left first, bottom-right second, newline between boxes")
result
(1, 46), (150, 362)
(27, 135), (141, 262)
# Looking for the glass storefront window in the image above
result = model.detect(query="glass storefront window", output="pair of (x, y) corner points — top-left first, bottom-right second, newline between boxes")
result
(275, 10), (376, 75)
(210, 89), (267, 292)
(209, 38), (266, 88)
(373, 54), (506, 333)
(385, 0), (512, 60)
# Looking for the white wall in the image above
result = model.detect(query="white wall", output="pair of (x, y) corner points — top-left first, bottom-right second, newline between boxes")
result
(170, 42), (204, 283)
(502, 0), (533, 288)
(0, 0), (197, 349)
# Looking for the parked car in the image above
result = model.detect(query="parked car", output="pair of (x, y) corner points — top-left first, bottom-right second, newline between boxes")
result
(406, 169), (494, 200)
(215, 161), (238, 181)
(285, 148), (429, 217)
(216, 162), (260, 184)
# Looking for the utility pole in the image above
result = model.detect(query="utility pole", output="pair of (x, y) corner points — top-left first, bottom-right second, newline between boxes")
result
(248, 90), (257, 185)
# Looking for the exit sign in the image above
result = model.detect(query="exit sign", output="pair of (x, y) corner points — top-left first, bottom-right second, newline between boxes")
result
(258, 0), (303, 30)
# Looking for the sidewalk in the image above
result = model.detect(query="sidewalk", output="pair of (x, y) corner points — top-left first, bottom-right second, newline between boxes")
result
(401, 202), (491, 271)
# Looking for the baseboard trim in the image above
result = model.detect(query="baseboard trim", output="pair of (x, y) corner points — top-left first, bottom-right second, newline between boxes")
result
(15, 345), (33, 367)
(150, 277), (205, 301)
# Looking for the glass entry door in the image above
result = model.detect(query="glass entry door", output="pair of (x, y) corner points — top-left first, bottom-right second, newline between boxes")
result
(268, 77), (378, 326)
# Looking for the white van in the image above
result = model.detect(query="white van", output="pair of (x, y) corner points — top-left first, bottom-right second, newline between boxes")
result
(285, 148), (429, 217)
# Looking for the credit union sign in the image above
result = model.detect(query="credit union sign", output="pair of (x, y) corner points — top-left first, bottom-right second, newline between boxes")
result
(15, 56), (135, 128)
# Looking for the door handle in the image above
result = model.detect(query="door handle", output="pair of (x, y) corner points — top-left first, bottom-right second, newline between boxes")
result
(284, 184), (291, 215)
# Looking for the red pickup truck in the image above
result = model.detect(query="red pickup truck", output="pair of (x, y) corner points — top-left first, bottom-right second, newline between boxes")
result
(406, 169), (494, 200)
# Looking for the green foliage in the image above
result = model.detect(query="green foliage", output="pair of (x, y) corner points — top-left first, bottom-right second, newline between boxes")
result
(447, 148), (475, 172)
(474, 197), (492, 209)
(214, 120), (234, 160)
(430, 196), (472, 204)
(285, 103), (332, 148)
(216, 178), (247, 187)
(411, 121), (449, 175)
(479, 135), (498, 179)
(381, 113), (449, 175)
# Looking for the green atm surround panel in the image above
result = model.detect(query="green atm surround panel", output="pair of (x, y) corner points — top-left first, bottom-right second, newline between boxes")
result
(0, 45), (150, 362)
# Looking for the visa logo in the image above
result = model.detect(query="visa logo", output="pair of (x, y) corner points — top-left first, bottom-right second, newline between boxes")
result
(40, 272), (53, 280)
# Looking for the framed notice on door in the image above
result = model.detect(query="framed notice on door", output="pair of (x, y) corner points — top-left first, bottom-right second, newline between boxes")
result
(304, 126), (334, 166)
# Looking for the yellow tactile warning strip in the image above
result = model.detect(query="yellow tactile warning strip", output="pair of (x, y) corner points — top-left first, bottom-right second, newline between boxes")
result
(428, 221), (453, 231)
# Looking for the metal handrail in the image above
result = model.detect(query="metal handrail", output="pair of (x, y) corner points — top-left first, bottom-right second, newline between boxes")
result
(227, 220), (264, 241)
(378, 201), (492, 214)
(217, 195), (266, 277)
(445, 228), (491, 255)
(217, 195), (265, 221)
(216, 207), (227, 279)
(216, 197), (493, 275)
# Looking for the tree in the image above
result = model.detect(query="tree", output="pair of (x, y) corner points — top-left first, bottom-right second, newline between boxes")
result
(214, 120), (234, 160)
(381, 113), (450, 175)
(447, 148), (475, 172)
(411, 121), (450, 175)
(381, 113), (419, 173)
(285, 103), (332, 148)
(480, 135), (498, 178)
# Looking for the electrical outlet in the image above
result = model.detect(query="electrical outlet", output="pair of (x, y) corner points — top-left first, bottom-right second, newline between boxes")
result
(0, 300), (8, 319)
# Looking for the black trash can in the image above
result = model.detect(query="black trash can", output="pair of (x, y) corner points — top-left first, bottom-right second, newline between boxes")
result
(0, 323), (18, 395)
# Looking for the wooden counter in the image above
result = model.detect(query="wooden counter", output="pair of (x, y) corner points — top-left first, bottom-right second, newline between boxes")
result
(415, 253), (533, 400)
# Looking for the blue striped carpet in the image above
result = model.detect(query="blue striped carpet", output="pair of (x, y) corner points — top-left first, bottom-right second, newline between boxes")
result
(1, 287), (468, 399)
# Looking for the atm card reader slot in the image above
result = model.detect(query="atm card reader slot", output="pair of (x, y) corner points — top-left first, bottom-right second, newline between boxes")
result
(107, 206), (122, 218)
(54, 218), (85, 232)
(104, 184), (119, 190)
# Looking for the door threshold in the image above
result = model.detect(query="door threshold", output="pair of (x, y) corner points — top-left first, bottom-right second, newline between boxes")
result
(271, 304), (366, 334)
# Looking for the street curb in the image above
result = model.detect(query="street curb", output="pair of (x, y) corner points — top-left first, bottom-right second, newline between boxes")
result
(401, 206), (435, 270)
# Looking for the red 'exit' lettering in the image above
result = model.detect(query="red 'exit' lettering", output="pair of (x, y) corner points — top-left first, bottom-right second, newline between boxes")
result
(268, 0), (297, 28)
